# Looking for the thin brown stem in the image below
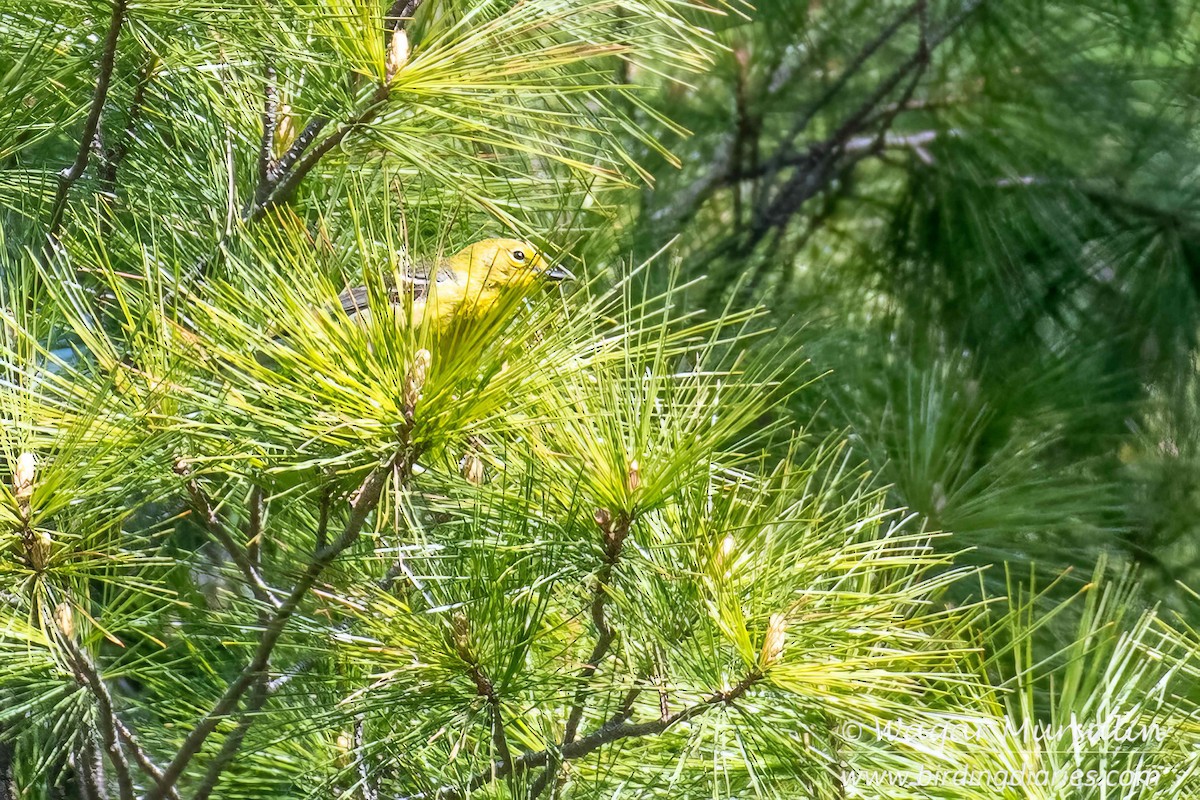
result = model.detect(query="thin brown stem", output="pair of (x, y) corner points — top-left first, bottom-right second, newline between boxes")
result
(45, 0), (128, 250)
(189, 672), (269, 800)
(397, 671), (762, 800)
(174, 463), (278, 609)
(147, 454), (401, 800)
(58, 635), (136, 800)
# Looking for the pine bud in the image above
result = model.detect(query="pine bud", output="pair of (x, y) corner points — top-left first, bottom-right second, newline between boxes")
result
(717, 534), (736, 567)
(460, 451), (485, 485)
(594, 507), (612, 531)
(627, 459), (640, 493)
(759, 613), (787, 668)
(13, 451), (35, 518)
(273, 101), (295, 159)
(386, 28), (410, 83)
(451, 610), (472, 661)
(27, 529), (52, 571)
(403, 348), (432, 417)
(53, 601), (75, 639)
(335, 730), (353, 769)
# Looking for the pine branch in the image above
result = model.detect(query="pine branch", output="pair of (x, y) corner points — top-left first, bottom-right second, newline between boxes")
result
(562, 511), (631, 745)
(396, 671), (763, 800)
(189, 673), (269, 800)
(58, 634), (137, 800)
(257, 59), (279, 191)
(45, 0), (128, 251)
(174, 461), (280, 609)
(354, 716), (380, 800)
(147, 454), (402, 800)
(451, 614), (514, 770)
(242, 1), (425, 223)
(98, 55), (158, 202)
(111, 720), (179, 800)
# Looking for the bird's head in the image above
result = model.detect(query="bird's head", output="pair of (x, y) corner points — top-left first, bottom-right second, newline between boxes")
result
(451, 238), (574, 290)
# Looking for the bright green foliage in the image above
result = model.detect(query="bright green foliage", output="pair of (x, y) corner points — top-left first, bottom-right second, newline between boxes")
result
(621, 0), (1200, 599)
(1, 1), (1200, 799)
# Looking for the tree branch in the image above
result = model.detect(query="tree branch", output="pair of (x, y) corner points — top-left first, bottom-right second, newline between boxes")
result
(354, 715), (380, 800)
(257, 59), (279, 191)
(242, 1), (425, 224)
(98, 55), (157, 202)
(146, 454), (402, 800)
(111, 720), (179, 800)
(58, 634), (137, 800)
(562, 511), (631, 745)
(396, 670), (762, 800)
(45, 0), (128, 249)
(189, 672), (269, 800)
(174, 462), (280, 609)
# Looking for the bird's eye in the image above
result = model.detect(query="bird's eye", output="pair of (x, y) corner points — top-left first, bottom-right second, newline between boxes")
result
(512, 250), (525, 262)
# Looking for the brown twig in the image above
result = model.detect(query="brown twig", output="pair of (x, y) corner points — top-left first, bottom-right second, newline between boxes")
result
(174, 462), (279, 609)
(241, 1), (425, 224)
(396, 670), (763, 800)
(189, 672), (269, 800)
(111, 720), (179, 800)
(561, 511), (630, 745)
(355, 715), (380, 800)
(98, 56), (158, 200)
(147, 454), (402, 800)
(451, 614), (513, 770)
(58, 634), (137, 800)
(45, 0), (128, 252)
(257, 59), (279, 192)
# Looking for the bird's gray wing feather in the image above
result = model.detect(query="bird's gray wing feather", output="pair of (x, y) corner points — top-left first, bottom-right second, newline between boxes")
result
(335, 273), (439, 317)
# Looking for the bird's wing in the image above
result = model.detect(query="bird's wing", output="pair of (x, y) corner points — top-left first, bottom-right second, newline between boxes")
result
(335, 273), (437, 317)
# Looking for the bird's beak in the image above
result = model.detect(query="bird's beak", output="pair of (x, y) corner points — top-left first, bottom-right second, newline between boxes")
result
(542, 264), (575, 282)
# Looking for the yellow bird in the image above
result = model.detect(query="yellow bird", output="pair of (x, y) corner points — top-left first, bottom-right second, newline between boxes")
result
(335, 238), (573, 326)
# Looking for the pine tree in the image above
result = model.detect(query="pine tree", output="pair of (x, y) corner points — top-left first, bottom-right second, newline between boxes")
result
(2, 2), (1199, 799)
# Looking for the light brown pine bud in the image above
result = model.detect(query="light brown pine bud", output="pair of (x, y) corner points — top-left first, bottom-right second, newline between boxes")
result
(14, 451), (35, 518)
(403, 348), (432, 415)
(28, 529), (53, 571)
(627, 459), (640, 493)
(451, 610), (472, 661)
(460, 451), (485, 485)
(760, 613), (787, 668)
(386, 29), (410, 82)
(53, 601), (75, 639)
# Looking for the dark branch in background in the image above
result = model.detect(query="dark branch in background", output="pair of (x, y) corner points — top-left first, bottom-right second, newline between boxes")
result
(745, 0), (937, 247)
(146, 454), (402, 800)
(655, 0), (986, 252)
(44, 0), (128, 253)
(764, 1), (925, 179)
(397, 670), (763, 800)
(98, 56), (158, 207)
(174, 461), (280, 609)
(0, 734), (11, 800)
(239, 1), (425, 226)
